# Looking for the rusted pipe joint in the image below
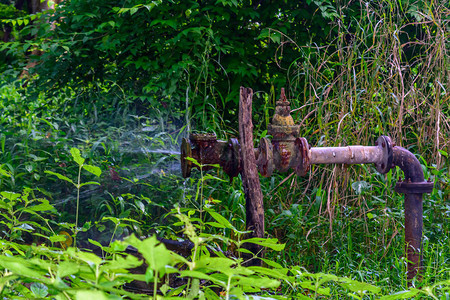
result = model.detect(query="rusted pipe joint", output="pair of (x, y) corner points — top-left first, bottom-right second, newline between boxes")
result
(392, 146), (434, 194)
(395, 181), (434, 194)
(180, 133), (241, 179)
(375, 136), (393, 174)
(258, 88), (302, 175)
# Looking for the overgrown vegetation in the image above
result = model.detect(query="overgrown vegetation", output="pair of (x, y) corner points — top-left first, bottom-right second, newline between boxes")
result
(0, 0), (449, 298)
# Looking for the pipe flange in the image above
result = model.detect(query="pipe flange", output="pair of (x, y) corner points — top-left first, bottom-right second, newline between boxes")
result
(395, 181), (434, 194)
(189, 133), (217, 150)
(180, 138), (192, 178)
(375, 136), (393, 174)
(256, 137), (274, 177)
(221, 138), (241, 179)
(295, 137), (310, 177)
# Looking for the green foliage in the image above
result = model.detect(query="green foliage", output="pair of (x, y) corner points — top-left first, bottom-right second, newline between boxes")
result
(0, 3), (26, 20)
(0, 188), (59, 244)
(8, 0), (351, 130)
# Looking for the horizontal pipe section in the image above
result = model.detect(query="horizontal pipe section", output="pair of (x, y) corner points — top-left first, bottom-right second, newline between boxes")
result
(310, 146), (383, 165)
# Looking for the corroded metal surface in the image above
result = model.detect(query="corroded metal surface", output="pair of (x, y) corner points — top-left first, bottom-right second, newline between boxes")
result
(256, 137), (274, 177)
(392, 146), (434, 282)
(310, 145), (382, 165)
(180, 133), (241, 179)
(295, 137), (310, 176)
(267, 88), (301, 173)
(375, 136), (393, 174)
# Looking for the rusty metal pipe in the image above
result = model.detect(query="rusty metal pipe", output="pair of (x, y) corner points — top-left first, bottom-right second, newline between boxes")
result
(310, 146), (383, 165)
(392, 146), (432, 282)
(393, 147), (424, 182)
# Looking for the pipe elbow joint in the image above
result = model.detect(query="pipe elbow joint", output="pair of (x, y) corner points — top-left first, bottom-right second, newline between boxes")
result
(392, 146), (433, 194)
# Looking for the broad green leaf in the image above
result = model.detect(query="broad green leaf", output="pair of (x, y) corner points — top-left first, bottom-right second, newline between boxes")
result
(295, 294), (314, 300)
(240, 237), (285, 251)
(0, 191), (21, 201)
(130, 7), (139, 15)
(68, 248), (103, 267)
(27, 199), (55, 212)
(30, 282), (48, 298)
(44, 171), (74, 185)
(0, 256), (49, 282)
(234, 275), (280, 289)
(48, 234), (68, 243)
(57, 261), (80, 278)
(299, 282), (331, 295)
(206, 209), (236, 230)
(179, 270), (226, 287)
(88, 238), (103, 249)
(338, 278), (381, 294)
(195, 257), (236, 274)
(70, 148), (85, 166)
(102, 254), (142, 271)
(379, 289), (420, 299)
(202, 173), (227, 182)
(83, 164), (101, 176)
(248, 266), (289, 280)
(75, 290), (110, 300)
(125, 235), (174, 276)
(260, 258), (284, 269)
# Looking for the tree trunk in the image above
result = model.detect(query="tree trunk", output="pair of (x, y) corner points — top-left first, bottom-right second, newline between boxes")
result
(238, 87), (265, 266)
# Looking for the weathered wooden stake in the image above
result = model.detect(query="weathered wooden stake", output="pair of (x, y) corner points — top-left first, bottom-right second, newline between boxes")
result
(239, 87), (265, 265)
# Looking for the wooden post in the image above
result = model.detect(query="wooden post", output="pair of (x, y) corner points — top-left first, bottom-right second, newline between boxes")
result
(239, 87), (265, 265)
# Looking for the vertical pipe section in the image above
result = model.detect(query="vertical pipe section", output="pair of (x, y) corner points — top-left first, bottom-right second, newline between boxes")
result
(392, 146), (430, 282)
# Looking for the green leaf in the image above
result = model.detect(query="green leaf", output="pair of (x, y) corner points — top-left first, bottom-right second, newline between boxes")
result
(179, 270), (226, 287)
(130, 7), (139, 15)
(45, 170), (74, 185)
(102, 254), (142, 271)
(125, 235), (175, 276)
(248, 266), (289, 280)
(75, 290), (110, 300)
(27, 199), (55, 212)
(70, 148), (85, 166)
(0, 191), (21, 201)
(79, 181), (101, 187)
(30, 282), (48, 298)
(206, 209), (236, 230)
(68, 248), (103, 267)
(57, 261), (80, 278)
(438, 149), (448, 157)
(299, 281), (331, 295)
(83, 164), (101, 176)
(49, 234), (68, 243)
(0, 256), (49, 282)
(240, 238), (285, 251)
(338, 278), (381, 294)
(0, 166), (11, 177)
(379, 289), (420, 299)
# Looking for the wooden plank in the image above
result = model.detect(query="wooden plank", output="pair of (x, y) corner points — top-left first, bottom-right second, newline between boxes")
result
(239, 87), (265, 265)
